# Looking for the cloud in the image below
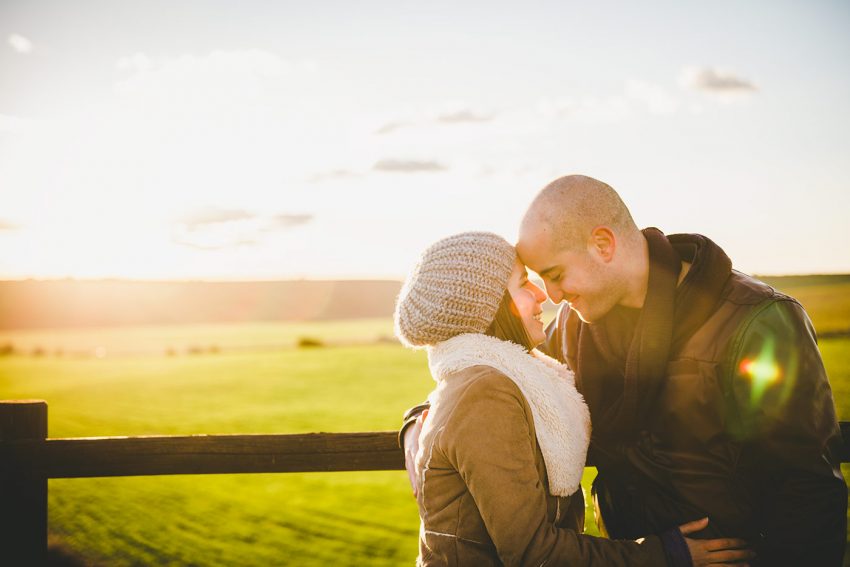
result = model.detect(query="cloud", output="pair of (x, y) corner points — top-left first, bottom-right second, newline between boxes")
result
(173, 209), (312, 250)
(374, 121), (410, 135)
(178, 208), (256, 230)
(7, 34), (32, 54)
(374, 106), (495, 134)
(436, 109), (495, 123)
(537, 95), (632, 123)
(173, 209), (259, 249)
(679, 66), (758, 94)
(172, 236), (258, 251)
(271, 213), (313, 228)
(373, 159), (447, 173)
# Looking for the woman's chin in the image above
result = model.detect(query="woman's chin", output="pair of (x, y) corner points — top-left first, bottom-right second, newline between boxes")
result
(526, 323), (546, 347)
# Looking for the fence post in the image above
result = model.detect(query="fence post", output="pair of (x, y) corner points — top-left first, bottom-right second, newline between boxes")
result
(1, 400), (48, 566)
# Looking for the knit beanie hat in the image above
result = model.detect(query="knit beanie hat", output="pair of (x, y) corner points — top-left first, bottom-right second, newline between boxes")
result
(394, 231), (517, 348)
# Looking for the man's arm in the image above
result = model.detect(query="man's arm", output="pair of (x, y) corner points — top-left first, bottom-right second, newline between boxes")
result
(727, 298), (847, 565)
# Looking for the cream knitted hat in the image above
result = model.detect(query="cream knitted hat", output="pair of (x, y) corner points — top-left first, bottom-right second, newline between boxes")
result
(394, 232), (516, 348)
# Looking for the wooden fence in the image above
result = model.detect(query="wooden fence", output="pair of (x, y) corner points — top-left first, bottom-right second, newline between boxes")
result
(2, 400), (849, 565)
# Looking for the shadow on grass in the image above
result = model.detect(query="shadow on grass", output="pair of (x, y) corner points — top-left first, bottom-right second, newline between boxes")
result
(47, 536), (91, 567)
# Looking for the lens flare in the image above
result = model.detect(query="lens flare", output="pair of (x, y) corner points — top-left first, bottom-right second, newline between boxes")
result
(738, 336), (781, 405)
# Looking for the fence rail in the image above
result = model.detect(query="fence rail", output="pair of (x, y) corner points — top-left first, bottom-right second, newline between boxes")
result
(2, 400), (849, 565)
(2, 431), (403, 479)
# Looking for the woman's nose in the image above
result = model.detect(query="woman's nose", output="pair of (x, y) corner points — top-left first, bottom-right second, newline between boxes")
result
(532, 283), (547, 303)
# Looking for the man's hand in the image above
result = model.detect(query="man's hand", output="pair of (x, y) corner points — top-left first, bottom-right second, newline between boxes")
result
(680, 517), (754, 566)
(404, 410), (426, 498)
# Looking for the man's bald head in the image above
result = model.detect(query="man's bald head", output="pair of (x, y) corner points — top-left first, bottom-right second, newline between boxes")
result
(520, 175), (638, 253)
(518, 175), (649, 320)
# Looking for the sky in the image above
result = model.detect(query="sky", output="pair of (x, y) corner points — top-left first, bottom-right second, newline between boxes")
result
(1, 0), (849, 280)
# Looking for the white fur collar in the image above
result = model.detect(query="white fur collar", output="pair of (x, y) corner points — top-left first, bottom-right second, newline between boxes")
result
(427, 333), (590, 496)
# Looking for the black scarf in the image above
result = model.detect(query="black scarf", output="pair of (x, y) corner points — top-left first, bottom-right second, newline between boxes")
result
(567, 228), (732, 441)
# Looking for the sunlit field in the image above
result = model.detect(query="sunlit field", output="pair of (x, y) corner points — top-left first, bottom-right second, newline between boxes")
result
(0, 336), (431, 566)
(1, 314), (848, 565)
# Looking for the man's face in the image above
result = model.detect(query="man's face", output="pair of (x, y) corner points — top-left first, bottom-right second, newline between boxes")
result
(517, 229), (623, 324)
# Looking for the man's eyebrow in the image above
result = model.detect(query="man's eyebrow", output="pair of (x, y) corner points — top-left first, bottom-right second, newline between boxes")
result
(538, 266), (560, 277)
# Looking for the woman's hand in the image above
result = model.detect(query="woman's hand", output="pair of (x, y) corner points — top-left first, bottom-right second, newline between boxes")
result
(680, 517), (755, 566)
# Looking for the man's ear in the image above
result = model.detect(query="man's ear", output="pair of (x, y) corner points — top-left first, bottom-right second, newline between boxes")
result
(589, 226), (616, 262)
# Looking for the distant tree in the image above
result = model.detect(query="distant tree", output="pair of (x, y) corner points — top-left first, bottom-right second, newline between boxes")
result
(297, 336), (324, 348)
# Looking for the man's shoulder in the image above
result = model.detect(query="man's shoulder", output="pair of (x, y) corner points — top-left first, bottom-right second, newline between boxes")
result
(719, 270), (812, 321)
(721, 270), (784, 306)
(679, 271), (811, 363)
(717, 273), (817, 365)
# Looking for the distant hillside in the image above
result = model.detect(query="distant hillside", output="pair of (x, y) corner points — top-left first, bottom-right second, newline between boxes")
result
(756, 274), (850, 288)
(0, 280), (403, 330)
(2, 274), (848, 333)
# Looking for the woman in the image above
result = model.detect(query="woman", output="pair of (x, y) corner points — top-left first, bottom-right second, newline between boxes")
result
(394, 232), (753, 566)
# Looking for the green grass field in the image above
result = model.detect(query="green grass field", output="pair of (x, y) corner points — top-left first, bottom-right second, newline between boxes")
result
(1, 314), (848, 565)
(1, 337), (434, 565)
(758, 276), (850, 335)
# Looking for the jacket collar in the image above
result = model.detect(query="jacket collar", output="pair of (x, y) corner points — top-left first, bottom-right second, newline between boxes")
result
(565, 230), (732, 441)
(428, 333), (590, 496)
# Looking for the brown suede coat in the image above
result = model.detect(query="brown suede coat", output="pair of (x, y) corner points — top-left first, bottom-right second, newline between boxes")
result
(415, 364), (668, 566)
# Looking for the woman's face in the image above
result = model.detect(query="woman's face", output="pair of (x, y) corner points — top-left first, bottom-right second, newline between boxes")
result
(507, 258), (548, 346)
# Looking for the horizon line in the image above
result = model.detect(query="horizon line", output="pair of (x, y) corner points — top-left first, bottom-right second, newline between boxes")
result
(2, 272), (850, 284)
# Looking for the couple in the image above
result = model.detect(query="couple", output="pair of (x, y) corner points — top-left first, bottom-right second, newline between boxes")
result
(394, 176), (846, 566)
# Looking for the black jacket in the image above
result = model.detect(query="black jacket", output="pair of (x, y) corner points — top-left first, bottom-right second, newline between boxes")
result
(541, 256), (847, 565)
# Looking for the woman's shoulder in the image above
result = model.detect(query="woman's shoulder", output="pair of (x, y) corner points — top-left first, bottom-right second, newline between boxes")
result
(449, 365), (532, 416)
(435, 365), (538, 459)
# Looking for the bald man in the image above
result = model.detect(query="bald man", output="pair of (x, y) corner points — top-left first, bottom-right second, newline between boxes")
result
(401, 175), (846, 566)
